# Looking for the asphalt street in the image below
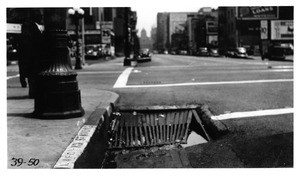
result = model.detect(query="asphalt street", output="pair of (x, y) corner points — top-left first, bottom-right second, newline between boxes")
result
(82, 54), (293, 167)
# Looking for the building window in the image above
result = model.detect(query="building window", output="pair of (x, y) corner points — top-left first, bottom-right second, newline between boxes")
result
(82, 8), (94, 25)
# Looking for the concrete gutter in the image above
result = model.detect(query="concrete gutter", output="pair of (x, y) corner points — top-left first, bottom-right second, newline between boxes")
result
(54, 100), (119, 168)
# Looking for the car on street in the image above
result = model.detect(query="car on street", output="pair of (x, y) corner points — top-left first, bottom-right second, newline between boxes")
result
(85, 44), (103, 59)
(225, 47), (248, 58)
(179, 50), (188, 55)
(7, 45), (18, 64)
(138, 48), (152, 62)
(266, 43), (294, 60)
(209, 48), (219, 57)
(197, 47), (209, 56)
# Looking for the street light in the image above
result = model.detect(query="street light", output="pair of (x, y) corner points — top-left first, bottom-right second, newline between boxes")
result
(68, 7), (84, 69)
(33, 8), (84, 119)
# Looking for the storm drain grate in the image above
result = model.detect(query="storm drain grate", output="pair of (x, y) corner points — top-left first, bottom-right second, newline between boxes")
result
(108, 109), (210, 149)
(142, 81), (162, 84)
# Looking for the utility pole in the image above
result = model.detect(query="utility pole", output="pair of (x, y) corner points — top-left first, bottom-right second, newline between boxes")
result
(123, 7), (131, 66)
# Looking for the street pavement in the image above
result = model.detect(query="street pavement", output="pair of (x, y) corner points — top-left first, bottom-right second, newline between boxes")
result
(111, 54), (294, 168)
(5, 55), (295, 171)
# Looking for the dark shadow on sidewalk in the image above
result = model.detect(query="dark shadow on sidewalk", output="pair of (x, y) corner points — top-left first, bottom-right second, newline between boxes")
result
(7, 95), (30, 100)
(7, 112), (33, 118)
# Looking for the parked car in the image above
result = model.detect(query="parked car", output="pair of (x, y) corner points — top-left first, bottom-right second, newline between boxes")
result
(85, 44), (103, 59)
(266, 44), (291, 60)
(7, 45), (18, 62)
(209, 48), (219, 57)
(170, 50), (176, 55)
(226, 47), (248, 58)
(179, 50), (188, 55)
(138, 48), (152, 62)
(197, 47), (209, 56)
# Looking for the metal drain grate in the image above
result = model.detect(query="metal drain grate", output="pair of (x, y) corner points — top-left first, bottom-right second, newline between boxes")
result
(108, 109), (209, 149)
(142, 81), (162, 84)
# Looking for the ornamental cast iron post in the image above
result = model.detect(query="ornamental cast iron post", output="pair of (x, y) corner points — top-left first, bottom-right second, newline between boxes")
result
(33, 8), (84, 119)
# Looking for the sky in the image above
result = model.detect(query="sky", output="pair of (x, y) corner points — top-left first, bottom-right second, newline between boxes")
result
(131, 1), (214, 37)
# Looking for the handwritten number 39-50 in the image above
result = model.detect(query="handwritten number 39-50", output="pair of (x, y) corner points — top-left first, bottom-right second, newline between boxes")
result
(11, 158), (39, 167)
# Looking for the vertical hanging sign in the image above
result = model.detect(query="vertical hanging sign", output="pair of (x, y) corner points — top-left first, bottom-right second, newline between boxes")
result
(101, 21), (113, 44)
(260, 20), (268, 39)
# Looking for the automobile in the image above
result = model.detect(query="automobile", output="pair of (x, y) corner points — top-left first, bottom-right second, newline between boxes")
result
(7, 45), (18, 62)
(209, 48), (219, 57)
(266, 43), (292, 60)
(138, 48), (152, 62)
(226, 47), (248, 58)
(197, 47), (209, 56)
(179, 50), (188, 55)
(170, 51), (176, 55)
(85, 44), (103, 59)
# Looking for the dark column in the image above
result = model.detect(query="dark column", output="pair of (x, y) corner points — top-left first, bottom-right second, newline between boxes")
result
(33, 8), (84, 119)
(74, 13), (83, 69)
(123, 7), (131, 66)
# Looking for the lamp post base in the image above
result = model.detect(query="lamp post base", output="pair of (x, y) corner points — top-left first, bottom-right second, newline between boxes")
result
(123, 57), (131, 66)
(33, 29), (84, 119)
(34, 72), (85, 119)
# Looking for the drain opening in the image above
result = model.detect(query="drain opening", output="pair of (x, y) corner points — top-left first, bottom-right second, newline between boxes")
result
(108, 108), (211, 149)
(142, 81), (162, 84)
(103, 105), (229, 168)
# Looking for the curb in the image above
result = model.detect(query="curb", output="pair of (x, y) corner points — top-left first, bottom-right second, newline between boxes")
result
(195, 105), (229, 140)
(53, 96), (119, 169)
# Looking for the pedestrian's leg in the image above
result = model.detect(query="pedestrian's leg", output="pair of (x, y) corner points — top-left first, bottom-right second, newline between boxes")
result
(19, 74), (27, 88)
(28, 76), (36, 98)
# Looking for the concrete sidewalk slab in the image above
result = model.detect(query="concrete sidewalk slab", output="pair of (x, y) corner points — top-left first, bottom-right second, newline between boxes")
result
(7, 79), (119, 168)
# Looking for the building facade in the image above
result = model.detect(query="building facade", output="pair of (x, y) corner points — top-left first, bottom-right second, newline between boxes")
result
(156, 8), (218, 54)
(7, 7), (135, 59)
(156, 13), (169, 53)
(218, 6), (294, 55)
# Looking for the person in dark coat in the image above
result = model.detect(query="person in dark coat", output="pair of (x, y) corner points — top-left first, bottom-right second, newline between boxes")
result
(18, 10), (43, 98)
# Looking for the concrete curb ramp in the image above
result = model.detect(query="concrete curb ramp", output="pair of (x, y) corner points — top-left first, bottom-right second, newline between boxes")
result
(54, 102), (117, 168)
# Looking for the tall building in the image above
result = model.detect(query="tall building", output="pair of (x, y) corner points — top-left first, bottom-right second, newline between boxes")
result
(156, 13), (169, 52)
(187, 13), (200, 54)
(150, 26), (157, 51)
(139, 28), (152, 50)
(156, 9), (218, 54)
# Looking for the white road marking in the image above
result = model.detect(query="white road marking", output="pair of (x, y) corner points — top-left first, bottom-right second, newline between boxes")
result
(7, 74), (19, 80)
(211, 108), (293, 121)
(113, 67), (134, 88)
(114, 78), (293, 89)
(269, 66), (294, 69)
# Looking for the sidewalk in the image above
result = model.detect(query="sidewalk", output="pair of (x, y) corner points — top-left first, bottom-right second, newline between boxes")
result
(7, 63), (119, 168)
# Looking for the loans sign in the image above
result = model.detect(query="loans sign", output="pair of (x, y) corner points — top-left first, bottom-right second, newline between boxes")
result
(237, 6), (278, 20)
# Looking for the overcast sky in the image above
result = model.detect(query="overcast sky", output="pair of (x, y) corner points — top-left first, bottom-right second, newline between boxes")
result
(131, 1), (218, 37)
